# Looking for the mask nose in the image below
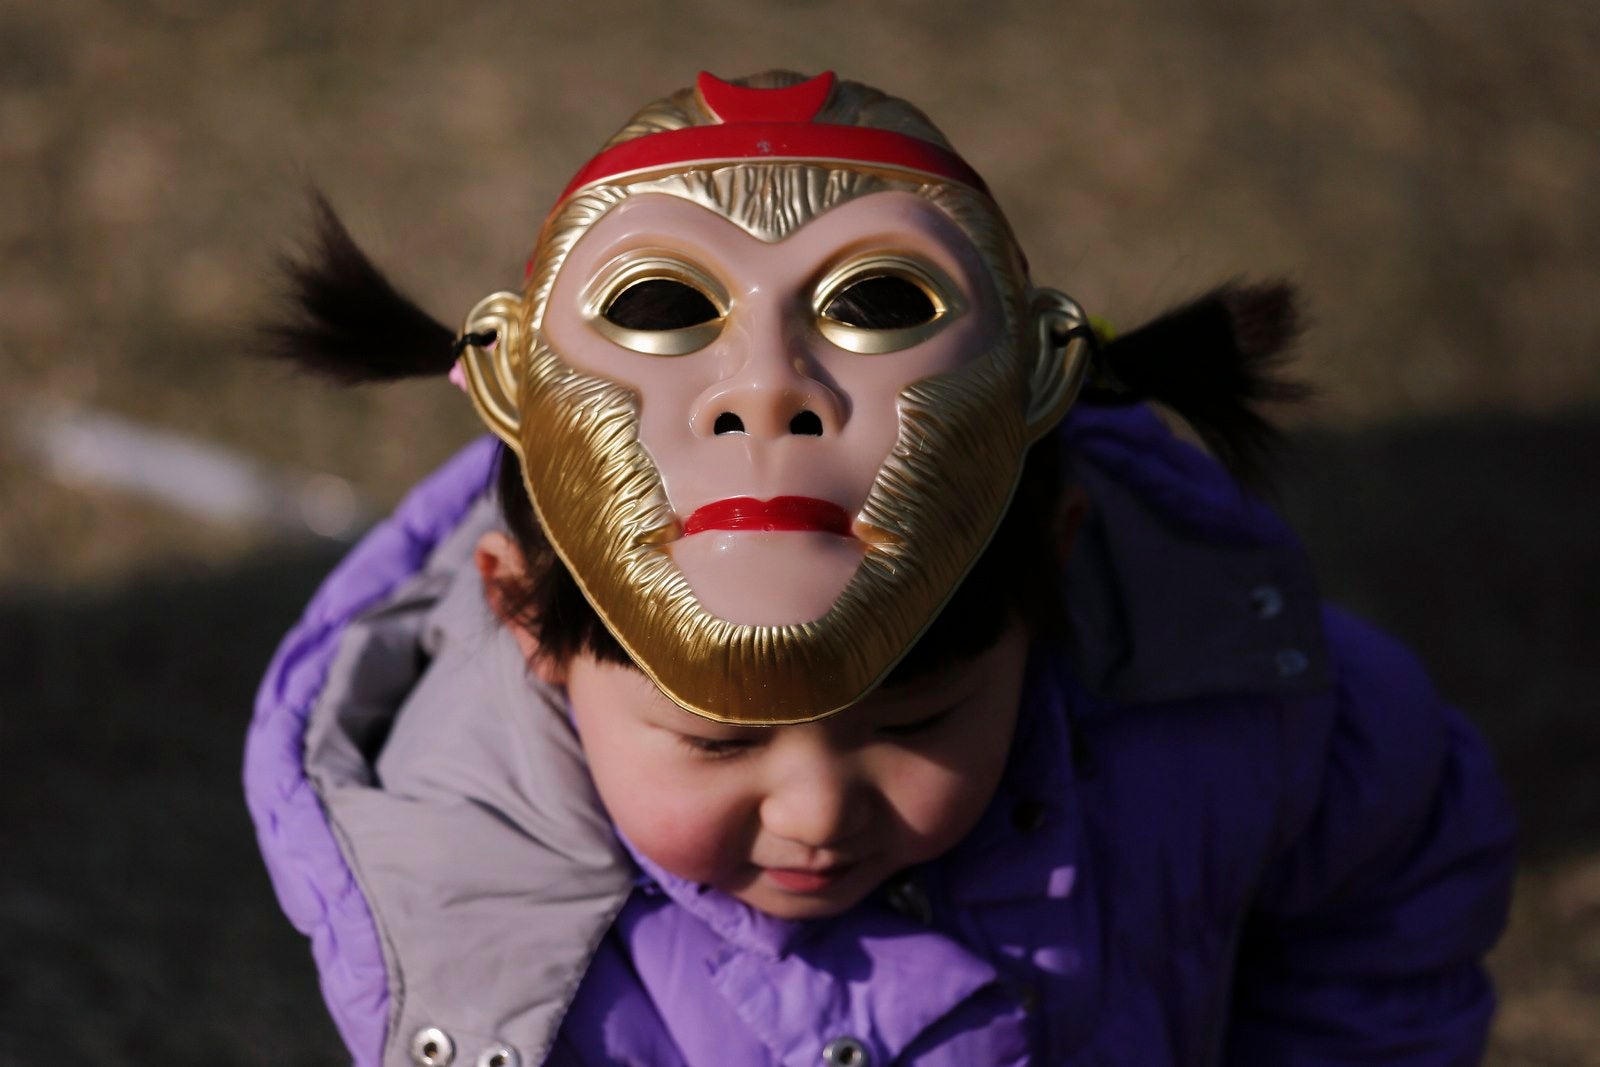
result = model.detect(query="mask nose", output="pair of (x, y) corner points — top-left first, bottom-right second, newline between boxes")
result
(691, 304), (843, 439)
(710, 407), (825, 437)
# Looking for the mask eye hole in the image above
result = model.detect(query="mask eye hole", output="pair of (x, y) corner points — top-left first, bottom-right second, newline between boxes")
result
(585, 255), (728, 356)
(604, 278), (721, 331)
(813, 256), (963, 355)
(821, 274), (938, 330)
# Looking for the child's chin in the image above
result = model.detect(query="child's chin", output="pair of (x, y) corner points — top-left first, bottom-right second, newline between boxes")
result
(734, 869), (876, 921)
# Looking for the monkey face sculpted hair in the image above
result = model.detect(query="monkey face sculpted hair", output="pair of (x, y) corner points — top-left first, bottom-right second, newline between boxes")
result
(458, 72), (1090, 723)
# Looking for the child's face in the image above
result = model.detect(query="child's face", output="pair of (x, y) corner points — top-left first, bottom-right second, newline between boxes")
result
(564, 621), (1028, 920)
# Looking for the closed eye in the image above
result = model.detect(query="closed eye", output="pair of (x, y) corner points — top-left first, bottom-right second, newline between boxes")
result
(877, 706), (956, 738)
(676, 733), (759, 760)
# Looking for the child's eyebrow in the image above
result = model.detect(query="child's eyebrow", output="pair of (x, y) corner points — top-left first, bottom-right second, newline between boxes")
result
(863, 688), (973, 733)
(876, 662), (977, 706)
(659, 709), (766, 738)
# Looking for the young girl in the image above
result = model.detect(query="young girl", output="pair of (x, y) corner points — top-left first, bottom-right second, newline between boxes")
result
(248, 71), (1516, 1066)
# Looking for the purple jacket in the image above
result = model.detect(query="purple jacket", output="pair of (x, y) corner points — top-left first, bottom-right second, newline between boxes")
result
(246, 405), (1516, 1066)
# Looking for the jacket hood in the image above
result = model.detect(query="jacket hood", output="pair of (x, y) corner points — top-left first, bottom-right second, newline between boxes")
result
(246, 438), (635, 1067)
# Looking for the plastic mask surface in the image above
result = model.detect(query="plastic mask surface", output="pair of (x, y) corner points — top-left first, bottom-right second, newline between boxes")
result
(458, 74), (1089, 724)
(540, 190), (1002, 627)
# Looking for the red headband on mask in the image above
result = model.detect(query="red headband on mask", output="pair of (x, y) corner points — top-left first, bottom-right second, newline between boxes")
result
(554, 71), (991, 208)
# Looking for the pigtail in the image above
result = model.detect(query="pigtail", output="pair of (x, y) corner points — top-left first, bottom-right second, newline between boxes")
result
(1084, 280), (1310, 485)
(260, 191), (459, 382)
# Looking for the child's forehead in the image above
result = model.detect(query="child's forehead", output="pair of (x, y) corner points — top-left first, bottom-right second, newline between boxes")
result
(637, 648), (995, 731)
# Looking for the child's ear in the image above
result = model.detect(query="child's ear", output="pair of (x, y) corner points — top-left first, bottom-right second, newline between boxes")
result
(474, 531), (568, 686)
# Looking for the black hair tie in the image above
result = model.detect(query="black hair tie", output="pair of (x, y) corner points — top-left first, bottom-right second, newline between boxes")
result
(452, 329), (497, 355)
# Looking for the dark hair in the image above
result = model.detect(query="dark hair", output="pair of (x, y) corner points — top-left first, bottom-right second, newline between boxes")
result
(262, 195), (1304, 681)
(262, 193), (459, 381)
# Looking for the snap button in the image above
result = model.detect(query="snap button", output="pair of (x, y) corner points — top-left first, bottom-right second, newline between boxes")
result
(884, 876), (932, 924)
(1017, 982), (1039, 1013)
(822, 1035), (870, 1066)
(410, 1027), (455, 1066)
(1249, 584), (1284, 620)
(476, 1046), (520, 1067)
(1275, 648), (1309, 679)
(1011, 798), (1048, 832)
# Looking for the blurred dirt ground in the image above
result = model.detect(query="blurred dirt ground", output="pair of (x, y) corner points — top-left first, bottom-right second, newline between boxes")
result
(2, 1), (1597, 1063)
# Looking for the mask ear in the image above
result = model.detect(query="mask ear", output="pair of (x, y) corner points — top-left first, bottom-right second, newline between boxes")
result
(457, 292), (528, 456)
(1023, 287), (1093, 439)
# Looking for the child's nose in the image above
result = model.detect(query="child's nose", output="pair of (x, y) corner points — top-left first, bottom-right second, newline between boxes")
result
(689, 298), (844, 440)
(759, 759), (871, 850)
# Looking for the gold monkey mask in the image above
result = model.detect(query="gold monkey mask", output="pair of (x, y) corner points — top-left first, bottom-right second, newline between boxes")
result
(457, 71), (1090, 724)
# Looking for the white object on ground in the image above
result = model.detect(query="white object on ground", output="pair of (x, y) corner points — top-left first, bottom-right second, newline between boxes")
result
(10, 403), (369, 541)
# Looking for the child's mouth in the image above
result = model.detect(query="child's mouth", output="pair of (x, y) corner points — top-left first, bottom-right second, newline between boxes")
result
(762, 864), (857, 894)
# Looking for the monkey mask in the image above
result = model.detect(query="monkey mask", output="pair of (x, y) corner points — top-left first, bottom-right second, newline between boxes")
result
(455, 72), (1090, 723)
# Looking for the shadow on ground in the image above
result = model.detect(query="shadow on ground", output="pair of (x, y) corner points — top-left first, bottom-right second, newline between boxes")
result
(0, 543), (349, 1065)
(3, 411), (1596, 1065)
(1278, 410), (1600, 864)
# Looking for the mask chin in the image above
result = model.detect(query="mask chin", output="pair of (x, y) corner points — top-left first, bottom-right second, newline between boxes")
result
(669, 531), (867, 626)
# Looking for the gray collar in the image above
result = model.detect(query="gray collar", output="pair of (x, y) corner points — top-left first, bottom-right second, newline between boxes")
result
(304, 496), (633, 1067)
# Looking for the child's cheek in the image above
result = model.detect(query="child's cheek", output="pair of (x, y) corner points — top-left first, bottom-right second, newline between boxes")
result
(890, 761), (987, 852)
(878, 729), (1012, 862)
(607, 771), (754, 887)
